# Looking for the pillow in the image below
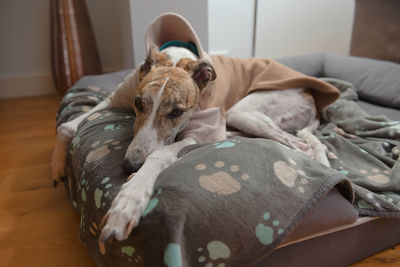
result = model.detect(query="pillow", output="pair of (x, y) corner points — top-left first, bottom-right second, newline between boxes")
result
(324, 54), (400, 109)
(277, 54), (400, 109)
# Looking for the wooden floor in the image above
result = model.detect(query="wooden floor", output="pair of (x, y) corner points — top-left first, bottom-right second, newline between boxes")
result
(0, 95), (398, 266)
(0, 95), (96, 266)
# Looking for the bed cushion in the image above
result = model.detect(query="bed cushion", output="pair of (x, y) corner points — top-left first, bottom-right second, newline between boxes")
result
(358, 99), (400, 121)
(277, 53), (400, 110)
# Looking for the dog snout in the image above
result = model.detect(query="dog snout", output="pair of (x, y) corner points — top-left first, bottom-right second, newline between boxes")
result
(122, 159), (143, 174)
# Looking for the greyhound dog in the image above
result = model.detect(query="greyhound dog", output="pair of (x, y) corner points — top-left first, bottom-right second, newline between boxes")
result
(51, 13), (337, 242)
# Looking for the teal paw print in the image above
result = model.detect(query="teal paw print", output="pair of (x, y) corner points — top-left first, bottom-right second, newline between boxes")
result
(142, 188), (162, 217)
(94, 176), (114, 209)
(213, 139), (240, 149)
(255, 212), (283, 245)
(79, 177), (90, 203)
(104, 124), (122, 132)
(164, 243), (182, 267)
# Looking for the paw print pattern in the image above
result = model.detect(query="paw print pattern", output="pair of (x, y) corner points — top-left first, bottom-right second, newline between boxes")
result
(273, 159), (309, 194)
(79, 177), (90, 203)
(359, 168), (391, 184)
(87, 85), (108, 95)
(86, 138), (123, 163)
(333, 126), (357, 139)
(195, 161), (250, 195)
(197, 240), (231, 267)
(381, 191), (400, 207)
(357, 192), (383, 210)
(388, 124), (400, 138)
(213, 138), (241, 149)
(86, 112), (115, 122)
(88, 222), (143, 263)
(94, 176), (113, 209)
(104, 124), (123, 132)
(255, 212), (283, 245)
(87, 221), (107, 255)
(142, 188), (162, 217)
(164, 243), (183, 267)
(121, 245), (143, 264)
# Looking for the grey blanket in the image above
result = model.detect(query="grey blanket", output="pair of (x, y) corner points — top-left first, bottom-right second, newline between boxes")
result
(318, 78), (400, 217)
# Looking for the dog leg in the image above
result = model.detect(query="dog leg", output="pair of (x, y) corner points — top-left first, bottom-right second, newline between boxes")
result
(51, 70), (140, 183)
(297, 125), (330, 167)
(100, 137), (196, 241)
(227, 110), (311, 153)
(51, 99), (111, 183)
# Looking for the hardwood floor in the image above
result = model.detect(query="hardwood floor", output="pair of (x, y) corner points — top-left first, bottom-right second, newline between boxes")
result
(0, 95), (96, 266)
(0, 95), (398, 266)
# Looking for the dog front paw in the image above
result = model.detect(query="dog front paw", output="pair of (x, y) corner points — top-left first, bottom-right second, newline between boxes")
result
(100, 180), (152, 241)
(51, 123), (76, 183)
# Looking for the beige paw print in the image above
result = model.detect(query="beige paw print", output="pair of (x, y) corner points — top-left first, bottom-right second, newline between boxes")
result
(195, 161), (250, 195)
(333, 126), (357, 139)
(197, 240), (231, 267)
(273, 159), (309, 193)
(359, 168), (391, 184)
(86, 138), (123, 163)
(86, 221), (106, 255)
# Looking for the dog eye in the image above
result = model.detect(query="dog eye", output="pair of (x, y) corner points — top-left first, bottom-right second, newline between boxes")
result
(134, 97), (144, 112)
(168, 108), (184, 119)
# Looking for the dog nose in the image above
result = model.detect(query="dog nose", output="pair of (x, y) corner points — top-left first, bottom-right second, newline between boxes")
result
(122, 159), (143, 174)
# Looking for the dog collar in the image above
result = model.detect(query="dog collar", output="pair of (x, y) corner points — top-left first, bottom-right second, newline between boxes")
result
(159, 40), (199, 57)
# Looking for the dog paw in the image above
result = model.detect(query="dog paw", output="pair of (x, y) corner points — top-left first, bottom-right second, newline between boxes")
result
(51, 149), (66, 183)
(100, 179), (151, 241)
(51, 123), (76, 182)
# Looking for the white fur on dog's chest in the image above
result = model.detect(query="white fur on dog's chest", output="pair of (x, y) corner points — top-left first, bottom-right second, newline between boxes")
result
(161, 46), (197, 66)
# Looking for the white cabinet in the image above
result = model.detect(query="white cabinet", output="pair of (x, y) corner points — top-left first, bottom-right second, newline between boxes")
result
(255, 0), (355, 58)
(129, 0), (355, 66)
(208, 0), (255, 58)
(129, 0), (255, 66)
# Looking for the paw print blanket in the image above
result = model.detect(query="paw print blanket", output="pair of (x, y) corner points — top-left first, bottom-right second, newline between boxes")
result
(57, 77), (400, 266)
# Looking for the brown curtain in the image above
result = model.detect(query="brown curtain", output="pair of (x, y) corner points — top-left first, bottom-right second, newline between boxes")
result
(51, 0), (102, 95)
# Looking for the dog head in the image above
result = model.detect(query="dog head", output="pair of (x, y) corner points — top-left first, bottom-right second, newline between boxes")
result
(124, 45), (216, 172)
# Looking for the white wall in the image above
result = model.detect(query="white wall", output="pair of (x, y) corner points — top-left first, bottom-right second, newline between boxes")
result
(0, 0), (54, 98)
(208, 0), (255, 58)
(86, 0), (134, 72)
(255, 0), (355, 58)
(0, 0), (132, 98)
(129, 0), (209, 67)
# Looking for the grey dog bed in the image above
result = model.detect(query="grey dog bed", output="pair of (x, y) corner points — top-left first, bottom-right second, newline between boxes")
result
(57, 54), (400, 266)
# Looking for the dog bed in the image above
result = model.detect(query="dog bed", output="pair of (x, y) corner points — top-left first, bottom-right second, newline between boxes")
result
(57, 54), (400, 266)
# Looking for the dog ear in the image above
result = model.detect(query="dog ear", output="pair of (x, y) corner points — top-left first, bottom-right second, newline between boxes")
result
(138, 45), (158, 81)
(189, 60), (217, 90)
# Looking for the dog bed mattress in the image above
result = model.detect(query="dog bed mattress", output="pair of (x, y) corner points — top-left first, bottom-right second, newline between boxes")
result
(57, 54), (400, 266)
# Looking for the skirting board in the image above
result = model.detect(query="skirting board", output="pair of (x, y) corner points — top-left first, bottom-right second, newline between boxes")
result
(0, 74), (56, 98)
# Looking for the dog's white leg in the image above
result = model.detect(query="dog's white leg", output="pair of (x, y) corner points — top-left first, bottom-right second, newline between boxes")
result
(297, 120), (330, 167)
(51, 99), (111, 182)
(227, 109), (311, 152)
(100, 137), (196, 241)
